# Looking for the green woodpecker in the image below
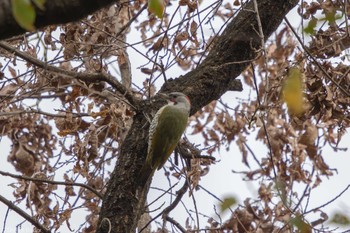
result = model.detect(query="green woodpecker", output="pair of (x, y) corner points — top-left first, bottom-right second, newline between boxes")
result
(139, 92), (191, 185)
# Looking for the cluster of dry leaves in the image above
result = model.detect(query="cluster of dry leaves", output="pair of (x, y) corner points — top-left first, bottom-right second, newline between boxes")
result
(188, 1), (350, 232)
(0, 0), (350, 232)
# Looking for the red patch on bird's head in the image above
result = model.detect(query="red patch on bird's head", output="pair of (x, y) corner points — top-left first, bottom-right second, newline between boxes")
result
(185, 95), (191, 105)
(165, 92), (190, 106)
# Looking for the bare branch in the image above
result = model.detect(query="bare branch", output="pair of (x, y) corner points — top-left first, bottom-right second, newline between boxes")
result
(115, 4), (148, 39)
(0, 170), (103, 199)
(139, 181), (189, 232)
(116, 5), (132, 89)
(253, 0), (269, 105)
(305, 184), (350, 215)
(0, 109), (89, 118)
(162, 181), (189, 225)
(0, 0), (120, 40)
(164, 216), (187, 233)
(284, 18), (350, 97)
(0, 194), (50, 233)
(0, 41), (138, 107)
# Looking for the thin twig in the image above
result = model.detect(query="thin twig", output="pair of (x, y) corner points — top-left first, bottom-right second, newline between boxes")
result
(0, 109), (89, 118)
(189, 185), (200, 231)
(253, 0), (270, 105)
(0, 194), (50, 233)
(1, 208), (10, 233)
(243, 141), (265, 172)
(0, 170), (103, 199)
(165, 216), (186, 233)
(0, 41), (138, 108)
(139, 181), (189, 232)
(197, 184), (235, 214)
(251, 63), (276, 178)
(147, 183), (179, 209)
(114, 4), (148, 39)
(304, 184), (350, 215)
(162, 181), (189, 229)
(284, 17), (350, 97)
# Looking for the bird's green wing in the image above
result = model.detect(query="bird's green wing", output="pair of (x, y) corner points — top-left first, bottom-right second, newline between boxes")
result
(147, 105), (188, 170)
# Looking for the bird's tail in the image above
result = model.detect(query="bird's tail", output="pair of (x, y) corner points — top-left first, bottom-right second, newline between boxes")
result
(137, 163), (154, 187)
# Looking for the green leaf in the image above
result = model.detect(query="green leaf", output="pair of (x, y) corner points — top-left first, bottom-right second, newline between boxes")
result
(291, 215), (312, 233)
(148, 0), (164, 18)
(274, 178), (288, 204)
(323, 11), (342, 24)
(303, 17), (317, 35)
(11, 0), (36, 31)
(330, 213), (350, 225)
(32, 0), (46, 10)
(220, 196), (237, 212)
(282, 66), (305, 115)
(325, 11), (336, 24)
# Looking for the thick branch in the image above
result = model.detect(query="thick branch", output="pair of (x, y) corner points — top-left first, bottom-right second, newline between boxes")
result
(0, 0), (119, 40)
(161, 0), (299, 115)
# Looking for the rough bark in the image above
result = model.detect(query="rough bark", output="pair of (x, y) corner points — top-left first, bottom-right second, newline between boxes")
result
(0, 0), (118, 40)
(96, 0), (299, 233)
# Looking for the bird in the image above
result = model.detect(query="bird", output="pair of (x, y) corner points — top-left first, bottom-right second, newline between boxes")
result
(138, 92), (191, 186)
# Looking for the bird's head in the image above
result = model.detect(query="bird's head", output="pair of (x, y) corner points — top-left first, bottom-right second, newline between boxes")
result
(159, 92), (191, 112)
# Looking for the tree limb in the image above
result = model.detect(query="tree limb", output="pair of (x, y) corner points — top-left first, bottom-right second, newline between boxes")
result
(164, 216), (187, 233)
(0, 194), (50, 233)
(0, 41), (138, 107)
(0, 0), (120, 40)
(160, 0), (299, 114)
(0, 170), (103, 199)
